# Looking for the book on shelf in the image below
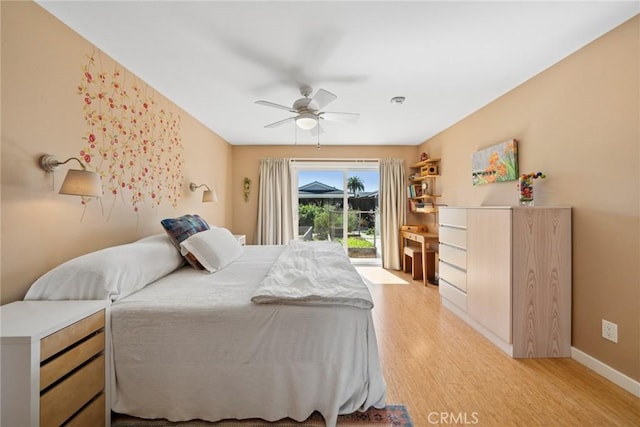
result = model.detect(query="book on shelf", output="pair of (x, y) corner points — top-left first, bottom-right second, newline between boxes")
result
(407, 184), (423, 198)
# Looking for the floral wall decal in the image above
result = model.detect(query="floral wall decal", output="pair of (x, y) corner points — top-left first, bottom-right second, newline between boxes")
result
(77, 50), (184, 217)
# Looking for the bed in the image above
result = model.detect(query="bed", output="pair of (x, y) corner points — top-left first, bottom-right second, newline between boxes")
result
(25, 218), (386, 427)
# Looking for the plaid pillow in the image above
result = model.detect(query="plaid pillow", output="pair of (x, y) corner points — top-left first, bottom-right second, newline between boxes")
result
(160, 214), (210, 269)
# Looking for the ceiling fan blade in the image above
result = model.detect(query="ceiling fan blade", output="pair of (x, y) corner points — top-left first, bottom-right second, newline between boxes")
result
(255, 100), (297, 113)
(320, 112), (360, 123)
(265, 117), (295, 128)
(309, 88), (337, 110)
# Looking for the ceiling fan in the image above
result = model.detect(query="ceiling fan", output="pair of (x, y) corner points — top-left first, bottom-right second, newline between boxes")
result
(255, 86), (359, 131)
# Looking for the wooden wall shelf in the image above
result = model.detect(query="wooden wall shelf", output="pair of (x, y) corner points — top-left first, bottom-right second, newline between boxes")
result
(407, 158), (441, 220)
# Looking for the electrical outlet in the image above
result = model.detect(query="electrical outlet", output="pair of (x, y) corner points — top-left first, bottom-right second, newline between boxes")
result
(602, 319), (618, 343)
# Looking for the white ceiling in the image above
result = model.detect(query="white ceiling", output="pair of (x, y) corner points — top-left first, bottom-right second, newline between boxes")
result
(37, 1), (639, 146)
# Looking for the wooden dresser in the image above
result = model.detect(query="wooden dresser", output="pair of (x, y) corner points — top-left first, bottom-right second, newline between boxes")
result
(1, 300), (110, 426)
(439, 206), (572, 358)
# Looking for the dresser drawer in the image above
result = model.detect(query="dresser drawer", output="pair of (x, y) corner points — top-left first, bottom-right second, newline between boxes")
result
(439, 243), (466, 270)
(40, 310), (105, 361)
(40, 331), (105, 391)
(439, 226), (467, 249)
(440, 279), (467, 311)
(40, 354), (105, 427)
(439, 208), (467, 228)
(439, 260), (467, 292)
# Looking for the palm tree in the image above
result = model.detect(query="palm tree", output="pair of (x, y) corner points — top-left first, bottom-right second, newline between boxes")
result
(347, 176), (365, 196)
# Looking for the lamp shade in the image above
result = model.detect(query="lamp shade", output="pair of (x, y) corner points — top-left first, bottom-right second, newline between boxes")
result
(59, 169), (103, 197)
(202, 189), (218, 203)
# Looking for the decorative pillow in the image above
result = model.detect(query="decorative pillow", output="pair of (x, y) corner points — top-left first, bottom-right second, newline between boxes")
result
(24, 234), (184, 301)
(160, 214), (210, 248)
(160, 214), (211, 269)
(179, 227), (243, 273)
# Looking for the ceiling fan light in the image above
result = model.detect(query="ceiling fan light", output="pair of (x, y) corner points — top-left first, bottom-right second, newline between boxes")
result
(296, 113), (318, 130)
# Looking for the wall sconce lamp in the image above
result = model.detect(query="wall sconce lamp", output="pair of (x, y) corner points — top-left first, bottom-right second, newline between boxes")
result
(39, 154), (103, 197)
(189, 182), (218, 203)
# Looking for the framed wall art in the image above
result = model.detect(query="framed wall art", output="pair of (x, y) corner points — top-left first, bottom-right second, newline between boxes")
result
(471, 139), (518, 185)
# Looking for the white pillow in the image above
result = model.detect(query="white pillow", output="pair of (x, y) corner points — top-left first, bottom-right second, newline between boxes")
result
(25, 234), (184, 301)
(180, 228), (243, 273)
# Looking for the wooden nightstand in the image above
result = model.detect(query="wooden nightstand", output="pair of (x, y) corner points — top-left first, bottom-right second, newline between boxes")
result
(1, 300), (110, 427)
(234, 234), (246, 246)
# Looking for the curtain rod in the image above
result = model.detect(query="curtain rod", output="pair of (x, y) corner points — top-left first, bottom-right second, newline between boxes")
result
(289, 158), (379, 163)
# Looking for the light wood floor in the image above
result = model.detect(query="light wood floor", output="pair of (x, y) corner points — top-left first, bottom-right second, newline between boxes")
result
(357, 266), (640, 427)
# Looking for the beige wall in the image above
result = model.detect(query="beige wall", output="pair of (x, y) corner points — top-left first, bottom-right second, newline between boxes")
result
(1, 2), (233, 304)
(420, 16), (639, 381)
(231, 145), (423, 245)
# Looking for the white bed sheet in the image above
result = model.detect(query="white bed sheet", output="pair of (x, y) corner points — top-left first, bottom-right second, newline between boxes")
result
(110, 245), (386, 427)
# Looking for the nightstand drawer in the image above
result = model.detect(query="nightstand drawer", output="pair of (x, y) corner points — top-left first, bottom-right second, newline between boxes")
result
(66, 393), (106, 427)
(40, 354), (105, 427)
(40, 310), (105, 361)
(40, 331), (105, 391)
(1, 301), (109, 427)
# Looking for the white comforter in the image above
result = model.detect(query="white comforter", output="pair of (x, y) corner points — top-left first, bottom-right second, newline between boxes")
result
(251, 240), (374, 309)
(110, 244), (386, 427)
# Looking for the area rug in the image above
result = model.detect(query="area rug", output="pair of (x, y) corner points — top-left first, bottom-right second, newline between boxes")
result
(111, 405), (412, 427)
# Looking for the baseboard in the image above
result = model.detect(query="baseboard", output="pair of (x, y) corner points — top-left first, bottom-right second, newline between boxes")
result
(572, 347), (640, 397)
(440, 298), (514, 357)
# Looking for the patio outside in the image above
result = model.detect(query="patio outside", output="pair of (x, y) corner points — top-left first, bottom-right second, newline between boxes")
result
(297, 177), (379, 260)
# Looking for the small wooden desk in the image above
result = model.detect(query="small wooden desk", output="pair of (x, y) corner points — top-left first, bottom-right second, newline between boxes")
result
(400, 230), (439, 285)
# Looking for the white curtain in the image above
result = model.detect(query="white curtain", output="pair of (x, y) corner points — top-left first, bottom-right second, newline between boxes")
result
(256, 158), (295, 245)
(379, 158), (406, 270)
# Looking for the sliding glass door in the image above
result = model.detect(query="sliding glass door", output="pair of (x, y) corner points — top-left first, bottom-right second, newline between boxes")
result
(297, 170), (344, 242)
(292, 161), (380, 263)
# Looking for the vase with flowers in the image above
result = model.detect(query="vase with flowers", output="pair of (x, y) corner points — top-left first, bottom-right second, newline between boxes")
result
(518, 172), (546, 206)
